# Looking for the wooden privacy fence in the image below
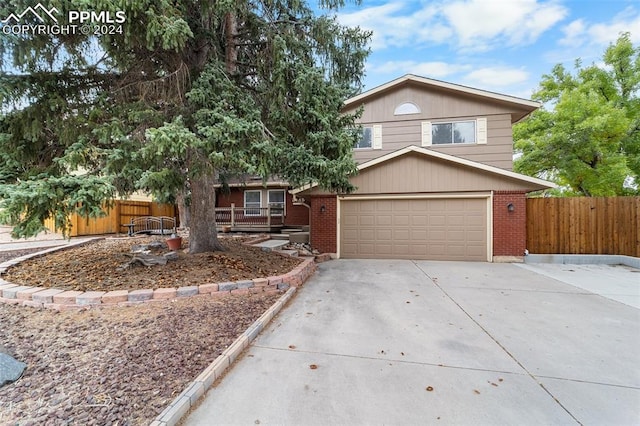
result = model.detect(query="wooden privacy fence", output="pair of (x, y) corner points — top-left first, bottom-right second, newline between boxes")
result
(526, 197), (640, 257)
(45, 200), (176, 237)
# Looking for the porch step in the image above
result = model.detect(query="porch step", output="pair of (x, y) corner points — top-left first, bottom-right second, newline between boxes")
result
(270, 234), (290, 240)
(281, 228), (304, 234)
(252, 239), (289, 252)
(288, 231), (309, 244)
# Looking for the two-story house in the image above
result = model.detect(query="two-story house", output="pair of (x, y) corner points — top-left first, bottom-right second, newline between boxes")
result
(291, 74), (555, 262)
(216, 74), (555, 261)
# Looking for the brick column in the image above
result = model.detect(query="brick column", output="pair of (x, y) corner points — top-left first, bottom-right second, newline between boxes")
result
(309, 195), (337, 254)
(493, 191), (527, 259)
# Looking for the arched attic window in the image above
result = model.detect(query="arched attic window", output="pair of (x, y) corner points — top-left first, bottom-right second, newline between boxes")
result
(394, 102), (421, 115)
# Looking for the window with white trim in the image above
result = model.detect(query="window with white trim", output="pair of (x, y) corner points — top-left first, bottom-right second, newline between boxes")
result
(267, 189), (285, 216)
(421, 118), (487, 146)
(353, 125), (382, 150)
(354, 126), (372, 149)
(433, 120), (475, 144)
(244, 190), (262, 216)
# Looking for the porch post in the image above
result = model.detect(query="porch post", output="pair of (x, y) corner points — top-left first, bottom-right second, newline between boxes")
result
(267, 206), (271, 227)
(231, 203), (236, 227)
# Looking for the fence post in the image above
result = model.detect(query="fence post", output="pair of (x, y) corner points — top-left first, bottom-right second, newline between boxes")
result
(115, 200), (121, 234)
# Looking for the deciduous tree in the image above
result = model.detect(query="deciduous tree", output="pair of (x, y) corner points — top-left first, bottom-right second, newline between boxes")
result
(514, 32), (639, 196)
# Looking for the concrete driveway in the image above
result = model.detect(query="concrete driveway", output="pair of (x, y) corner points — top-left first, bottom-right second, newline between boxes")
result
(185, 260), (640, 425)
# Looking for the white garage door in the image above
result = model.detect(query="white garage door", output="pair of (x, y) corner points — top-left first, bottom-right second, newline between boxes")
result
(340, 198), (488, 261)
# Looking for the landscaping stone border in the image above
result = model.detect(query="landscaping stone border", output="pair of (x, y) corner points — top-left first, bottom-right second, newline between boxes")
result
(150, 286), (299, 426)
(0, 237), (318, 310)
(0, 235), (324, 425)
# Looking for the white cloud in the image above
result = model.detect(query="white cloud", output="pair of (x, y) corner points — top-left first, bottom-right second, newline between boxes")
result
(463, 67), (530, 88)
(365, 61), (532, 97)
(559, 19), (587, 47)
(368, 60), (470, 78)
(549, 6), (640, 66)
(441, 0), (568, 51)
(589, 8), (640, 45)
(339, 0), (567, 52)
(559, 6), (640, 48)
(337, 2), (450, 50)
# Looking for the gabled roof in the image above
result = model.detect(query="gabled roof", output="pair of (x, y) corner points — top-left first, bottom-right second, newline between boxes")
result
(291, 145), (556, 195)
(344, 74), (541, 123)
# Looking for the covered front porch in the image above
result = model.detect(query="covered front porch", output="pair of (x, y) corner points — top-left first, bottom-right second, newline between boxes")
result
(215, 206), (285, 233)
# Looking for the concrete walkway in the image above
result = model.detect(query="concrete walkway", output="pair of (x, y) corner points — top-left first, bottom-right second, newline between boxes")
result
(185, 260), (640, 425)
(0, 225), (95, 252)
(516, 262), (640, 308)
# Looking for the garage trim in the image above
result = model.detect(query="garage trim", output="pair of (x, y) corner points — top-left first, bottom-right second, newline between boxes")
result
(337, 192), (493, 261)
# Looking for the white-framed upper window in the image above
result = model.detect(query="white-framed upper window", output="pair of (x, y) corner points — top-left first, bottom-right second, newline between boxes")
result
(422, 118), (487, 146)
(244, 190), (262, 216)
(354, 126), (372, 149)
(394, 102), (421, 115)
(353, 125), (382, 150)
(267, 189), (285, 216)
(432, 120), (476, 144)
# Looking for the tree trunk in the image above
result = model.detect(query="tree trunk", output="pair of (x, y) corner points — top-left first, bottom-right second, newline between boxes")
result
(189, 172), (225, 253)
(176, 188), (190, 228)
(225, 11), (238, 74)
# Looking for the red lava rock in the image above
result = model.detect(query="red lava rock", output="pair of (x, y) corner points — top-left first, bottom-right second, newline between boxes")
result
(4, 237), (302, 292)
(0, 237), (304, 424)
(0, 291), (282, 424)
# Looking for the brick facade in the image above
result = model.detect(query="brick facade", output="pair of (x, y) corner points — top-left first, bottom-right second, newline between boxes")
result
(284, 194), (309, 226)
(309, 195), (337, 254)
(492, 191), (527, 257)
(216, 188), (309, 226)
(216, 189), (244, 208)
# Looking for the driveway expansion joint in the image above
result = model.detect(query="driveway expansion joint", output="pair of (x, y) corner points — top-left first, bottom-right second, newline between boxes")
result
(411, 260), (584, 425)
(252, 344), (530, 375)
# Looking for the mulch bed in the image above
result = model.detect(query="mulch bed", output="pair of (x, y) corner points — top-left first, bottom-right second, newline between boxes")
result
(3, 236), (302, 292)
(0, 235), (305, 425)
(0, 293), (282, 425)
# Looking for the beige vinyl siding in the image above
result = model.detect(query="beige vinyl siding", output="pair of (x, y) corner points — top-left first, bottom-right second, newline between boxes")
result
(349, 153), (541, 194)
(343, 84), (533, 124)
(353, 114), (515, 170)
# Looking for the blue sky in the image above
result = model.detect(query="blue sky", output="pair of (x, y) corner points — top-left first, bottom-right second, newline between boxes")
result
(332, 0), (640, 99)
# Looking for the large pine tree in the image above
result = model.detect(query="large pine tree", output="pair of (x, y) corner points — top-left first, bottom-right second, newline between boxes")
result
(0, 0), (370, 252)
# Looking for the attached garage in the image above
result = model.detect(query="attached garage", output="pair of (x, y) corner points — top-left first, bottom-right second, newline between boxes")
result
(340, 196), (489, 261)
(295, 146), (556, 262)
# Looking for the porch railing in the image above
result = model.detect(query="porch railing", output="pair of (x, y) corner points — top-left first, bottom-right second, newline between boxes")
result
(214, 206), (284, 227)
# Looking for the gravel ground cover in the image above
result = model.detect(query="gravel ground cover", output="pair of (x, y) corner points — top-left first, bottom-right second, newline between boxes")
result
(0, 235), (302, 425)
(3, 236), (302, 292)
(0, 293), (281, 425)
